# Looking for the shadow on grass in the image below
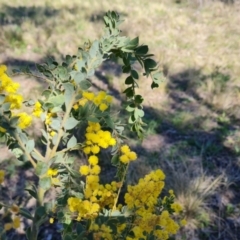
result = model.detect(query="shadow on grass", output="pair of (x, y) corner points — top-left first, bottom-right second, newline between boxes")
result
(94, 62), (240, 239)
(2, 54), (240, 239)
(0, 5), (59, 26)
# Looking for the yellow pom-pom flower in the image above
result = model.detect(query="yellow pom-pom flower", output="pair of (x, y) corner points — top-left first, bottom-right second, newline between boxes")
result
(16, 112), (32, 129)
(120, 145), (130, 154)
(88, 155), (98, 165)
(90, 165), (101, 175)
(79, 165), (90, 175)
(99, 103), (108, 112)
(47, 168), (58, 177)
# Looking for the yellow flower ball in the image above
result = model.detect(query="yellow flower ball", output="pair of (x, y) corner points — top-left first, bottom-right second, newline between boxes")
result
(120, 145), (130, 154)
(91, 145), (100, 154)
(79, 165), (90, 175)
(127, 151), (137, 161)
(119, 154), (129, 164)
(88, 155), (99, 165)
(99, 103), (108, 112)
(90, 165), (101, 175)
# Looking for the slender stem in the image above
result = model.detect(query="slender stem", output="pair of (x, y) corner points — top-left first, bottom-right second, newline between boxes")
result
(15, 134), (37, 168)
(37, 187), (45, 206)
(12, 72), (53, 84)
(44, 124), (51, 160)
(111, 163), (129, 213)
(48, 93), (76, 160)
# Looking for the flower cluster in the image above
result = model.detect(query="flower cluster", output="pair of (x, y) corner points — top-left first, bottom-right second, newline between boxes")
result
(0, 65), (22, 110)
(119, 145), (137, 164)
(0, 65), (32, 130)
(73, 90), (113, 112)
(14, 112), (32, 129)
(47, 168), (60, 186)
(124, 170), (183, 240)
(68, 197), (100, 221)
(4, 204), (21, 231)
(32, 101), (43, 117)
(4, 216), (21, 231)
(91, 224), (113, 240)
(83, 122), (116, 155)
(32, 103), (58, 137)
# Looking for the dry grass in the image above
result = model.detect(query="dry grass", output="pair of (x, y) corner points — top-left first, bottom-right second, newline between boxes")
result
(1, 0), (240, 239)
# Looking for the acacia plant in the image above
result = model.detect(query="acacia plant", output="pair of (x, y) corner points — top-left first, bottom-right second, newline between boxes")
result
(0, 11), (186, 240)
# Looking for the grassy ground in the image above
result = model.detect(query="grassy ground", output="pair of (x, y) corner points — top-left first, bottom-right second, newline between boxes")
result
(1, 0), (240, 239)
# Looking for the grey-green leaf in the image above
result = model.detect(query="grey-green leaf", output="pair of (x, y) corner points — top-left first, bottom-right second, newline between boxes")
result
(39, 177), (51, 190)
(19, 208), (33, 220)
(36, 162), (48, 176)
(67, 135), (77, 149)
(64, 117), (79, 130)
(26, 139), (35, 153)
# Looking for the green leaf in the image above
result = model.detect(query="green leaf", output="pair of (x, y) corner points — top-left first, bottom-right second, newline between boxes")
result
(19, 133), (28, 146)
(122, 65), (131, 73)
(35, 206), (46, 218)
(39, 177), (51, 190)
(2, 102), (10, 112)
(26, 227), (32, 240)
(50, 119), (61, 131)
(144, 58), (157, 69)
(74, 72), (86, 83)
(57, 211), (64, 219)
(134, 108), (144, 119)
(128, 114), (136, 124)
(152, 71), (163, 84)
(19, 208), (33, 220)
(151, 81), (159, 89)
(47, 95), (65, 107)
(126, 104), (135, 112)
(135, 45), (148, 55)
(64, 117), (79, 130)
(40, 129), (48, 142)
(105, 116), (115, 129)
(89, 40), (99, 58)
(66, 156), (75, 164)
(36, 162), (48, 176)
(87, 116), (99, 122)
(63, 83), (75, 107)
(66, 55), (72, 65)
(26, 139), (35, 153)
(76, 223), (84, 235)
(67, 135), (77, 149)
(111, 155), (119, 165)
(135, 95), (144, 104)
(64, 234), (73, 240)
(31, 151), (43, 161)
(125, 37), (139, 50)
(25, 185), (38, 199)
(50, 106), (62, 113)
(52, 133), (59, 146)
(44, 201), (54, 212)
(79, 79), (92, 90)
(41, 90), (51, 99)
(58, 66), (69, 81)
(125, 76), (134, 85)
(0, 94), (5, 104)
(11, 148), (23, 158)
(131, 70), (139, 79)
(123, 87), (134, 98)
(121, 48), (134, 53)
